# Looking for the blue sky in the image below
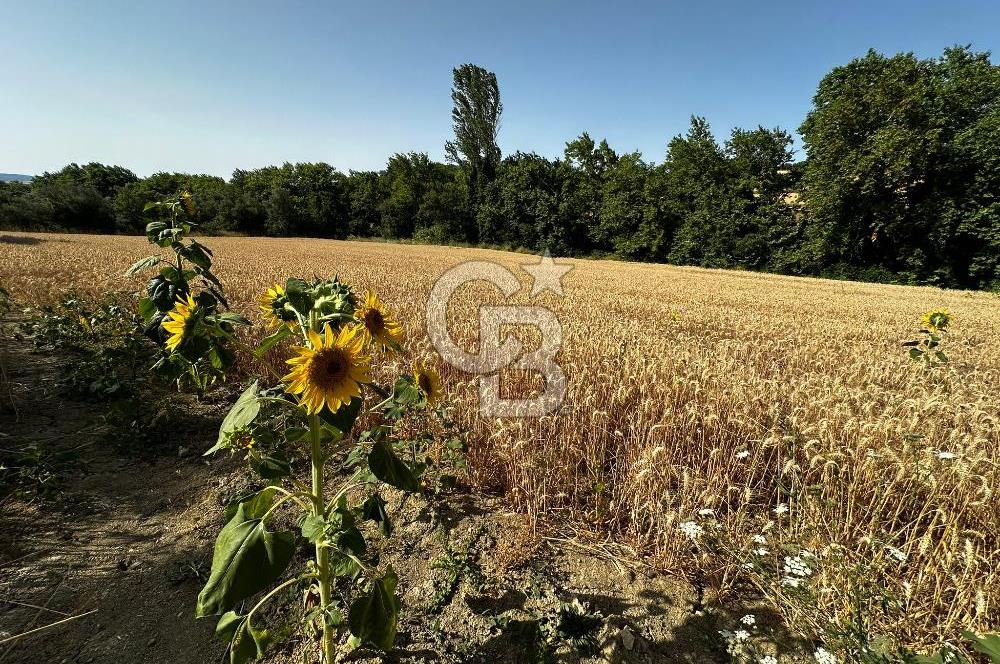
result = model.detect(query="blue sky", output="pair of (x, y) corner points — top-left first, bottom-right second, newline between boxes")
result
(2, 0), (998, 177)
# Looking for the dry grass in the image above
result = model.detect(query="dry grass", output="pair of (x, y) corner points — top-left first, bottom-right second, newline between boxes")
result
(3, 232), (998, 649)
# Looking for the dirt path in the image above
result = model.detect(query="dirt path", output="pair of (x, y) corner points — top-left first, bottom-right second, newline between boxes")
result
(0, 330), (225, 663)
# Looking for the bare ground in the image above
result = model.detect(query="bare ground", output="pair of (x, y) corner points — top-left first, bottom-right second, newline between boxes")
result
(0, 328), (728, 664)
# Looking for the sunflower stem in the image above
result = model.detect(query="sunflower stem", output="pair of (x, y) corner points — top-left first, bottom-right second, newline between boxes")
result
(309, 412), (335, 663)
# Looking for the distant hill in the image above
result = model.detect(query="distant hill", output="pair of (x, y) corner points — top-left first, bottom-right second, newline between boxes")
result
(0, 173), (33, 182)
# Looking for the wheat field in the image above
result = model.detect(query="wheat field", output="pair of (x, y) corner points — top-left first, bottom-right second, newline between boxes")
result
(2, 231), (998, 649)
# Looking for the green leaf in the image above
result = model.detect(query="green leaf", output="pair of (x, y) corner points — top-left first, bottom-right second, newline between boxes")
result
(195, 503), (295, 617)
(361, 494), (393, 537)
(224, 487), (275, 521)
(319, 396), (362, 434)
(337, 526), (367, 557)
(963, 631), (1000, 663)
(935, 351), (948, 363)
(392, 376), (420, 406)
(330, 551), (361, 579)
(909, 347), (924, 359)
(348, 568), (400, 651)
(182, 241), (214, 270)
(251, 452), (291, 480)
(218, 312), (251, 327)
(207, 382), (261, 455)
(126, 255), (161, 277)
(137, 296), (157, 320)
(368, 441), (419, 492)
(300, 515), (326, 542)
(284, 278), (314, 316)
(254, 325), (293, 358)
(215, 612), (269, 664)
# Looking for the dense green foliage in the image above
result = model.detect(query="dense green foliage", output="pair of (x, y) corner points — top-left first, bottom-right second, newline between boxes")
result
(3, 48), (999, 290)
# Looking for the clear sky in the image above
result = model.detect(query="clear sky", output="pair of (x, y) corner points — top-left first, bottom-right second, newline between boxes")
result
(2, 0), (998, 178)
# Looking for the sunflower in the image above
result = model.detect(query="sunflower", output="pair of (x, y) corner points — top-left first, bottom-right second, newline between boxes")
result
(162, 294), (197, 352)
(258, 283), (298, 330)
(179, 190), (197, 216)
(353, 290), (404, 352)
(413, 362), (442, 406)
(921, 308), (951, 332)
(284, 324), (371, 415)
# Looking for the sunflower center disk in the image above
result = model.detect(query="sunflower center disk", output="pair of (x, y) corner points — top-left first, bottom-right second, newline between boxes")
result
(310, 349), (349, 388)
(365, 309), (384, 332)
(418, 373), (432, 394)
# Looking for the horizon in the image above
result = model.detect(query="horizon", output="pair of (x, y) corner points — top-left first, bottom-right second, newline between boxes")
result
(3, 0), (999, 178)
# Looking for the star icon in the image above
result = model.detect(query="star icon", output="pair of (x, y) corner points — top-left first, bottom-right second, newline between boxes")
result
(522, 251), (573, 297)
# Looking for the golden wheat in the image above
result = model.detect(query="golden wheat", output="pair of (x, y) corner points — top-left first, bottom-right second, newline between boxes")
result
(3, 232), (997, 648)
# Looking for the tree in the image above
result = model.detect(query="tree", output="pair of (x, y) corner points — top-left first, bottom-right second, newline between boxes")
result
(115, 172), (227, 233)
(799, 45), (1000, 287)
(345, 171), (385, 238)
(27, 163), (137, 232)
(444, 63), (503, 242)
(563, 133), (619, 252)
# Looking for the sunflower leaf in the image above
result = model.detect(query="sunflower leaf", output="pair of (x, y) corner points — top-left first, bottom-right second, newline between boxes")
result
(963, 631), (1000, 663)
(368, 440), (419, 492)
(361, 493), (393, 537)
(207, 381), (261, 455)
(215, 611), (271, 664)
(195, 503), (295, 617)
(255, 325), (293, 357)
(348, 567), (400, 651)
(125, 255), (161, 277)
(319, 396), (362, 435)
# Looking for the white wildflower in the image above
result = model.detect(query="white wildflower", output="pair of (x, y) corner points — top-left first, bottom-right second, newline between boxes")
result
(784, 555), (813, 577)
(814, 647), (838, 664)
(781, 576), (801, 588)
(754, 547), (770, 556)
(698, 508), (715, 517)
(679, 521), (704, 541)
(736, 450), (751, 460)
(760, 657), (778, 664)
(886, 546), (908, 563)
(752, 534), (767, 544)
(773, 503), (789, 515)
(936, 451), (956, 460)
(734, 629), (750, 641)
(740, 614), (756, 626)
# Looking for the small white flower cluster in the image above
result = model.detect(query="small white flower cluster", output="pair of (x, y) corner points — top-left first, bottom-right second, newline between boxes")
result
(751, 534), (770, 556)
(678, 520), (704, 541)
(780, 553), (814, 588)
(936, 451), (957, 460)
(719, 626), (750, 658)
(773, 503), (789, 515)
(720, 615), (777, 663)
(814, 647), (839, 664)
(886, 546), (908, 563)
(783, 555), (813, 577)
(735, 449), (751, 460)
(698, 507), (715, 517)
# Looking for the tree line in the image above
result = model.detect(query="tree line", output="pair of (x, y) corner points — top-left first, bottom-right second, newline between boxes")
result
(3, 47), (999, 290)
